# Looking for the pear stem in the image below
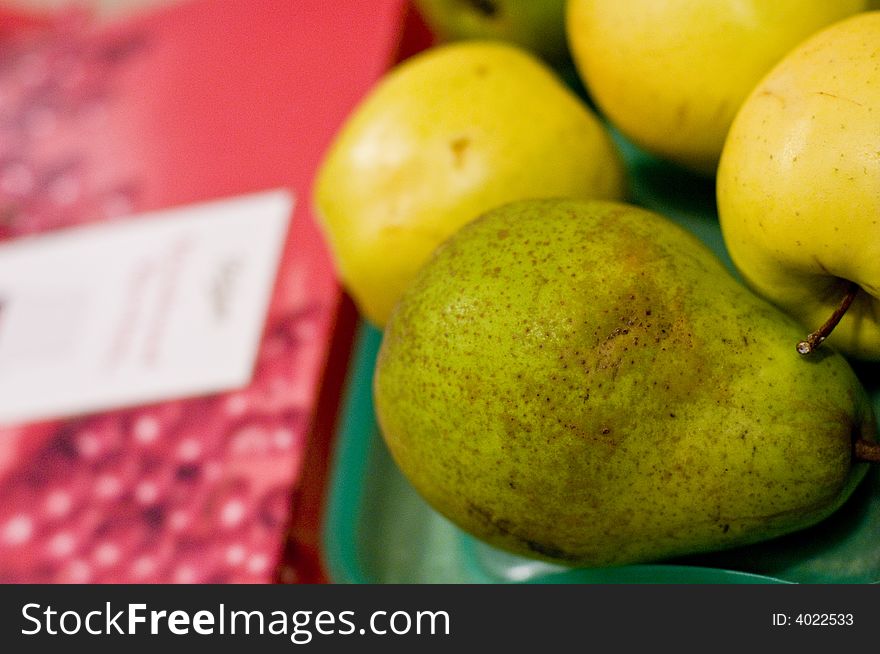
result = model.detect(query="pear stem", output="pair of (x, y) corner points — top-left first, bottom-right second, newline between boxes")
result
(854, 439), (880, 464)
(796, 282), (860, 356)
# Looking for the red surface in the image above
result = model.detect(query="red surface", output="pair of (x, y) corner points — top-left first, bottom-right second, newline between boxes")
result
(280, 3), (438, 584)
(0, 0), (405, 583)
(0, 7), (51, 35)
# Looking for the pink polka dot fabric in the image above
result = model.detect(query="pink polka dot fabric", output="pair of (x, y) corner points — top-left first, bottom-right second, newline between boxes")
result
(0, 1), (406, 583)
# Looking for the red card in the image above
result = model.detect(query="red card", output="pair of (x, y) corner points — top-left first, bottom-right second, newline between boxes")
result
(0, 0), (406, 583)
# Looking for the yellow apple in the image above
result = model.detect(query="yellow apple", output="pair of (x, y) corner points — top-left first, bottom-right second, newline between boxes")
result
(313, 41), (625, 326)
(717, 11), (880, 359)
(566, 0), (866, 176)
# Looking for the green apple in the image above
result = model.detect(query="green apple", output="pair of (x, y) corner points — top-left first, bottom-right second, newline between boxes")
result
(718, 12), (880, 360)
(413, 0), (569, 65)
(566, 0), (866, 176)
(313, 41), (625, 327)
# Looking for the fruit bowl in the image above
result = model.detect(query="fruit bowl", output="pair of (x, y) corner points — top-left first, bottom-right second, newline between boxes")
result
(321, 133), (880, 584)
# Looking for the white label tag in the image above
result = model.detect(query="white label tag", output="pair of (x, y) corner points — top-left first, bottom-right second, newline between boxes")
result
(0, 189), (293, 425)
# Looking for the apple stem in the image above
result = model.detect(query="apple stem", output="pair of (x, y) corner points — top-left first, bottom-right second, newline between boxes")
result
(855, 439), (880, 464)
(796, 282), (859, 356)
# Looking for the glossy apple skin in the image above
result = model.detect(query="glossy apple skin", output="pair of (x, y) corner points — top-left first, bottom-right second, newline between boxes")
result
(314, 41), (625, 327)
(567, 0), (866, 176)
(718, 12), (880, 360)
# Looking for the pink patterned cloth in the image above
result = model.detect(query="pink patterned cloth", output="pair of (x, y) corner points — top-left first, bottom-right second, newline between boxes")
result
(0, 1), (405, 583)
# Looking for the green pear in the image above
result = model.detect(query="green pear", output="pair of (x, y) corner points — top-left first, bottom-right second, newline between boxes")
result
(413, 0), (569, 65)
(374, 199), (876, 568)
(718, 12), (880, 360)
(566, 0), (866, 175)
(314, 41), (625, 327)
